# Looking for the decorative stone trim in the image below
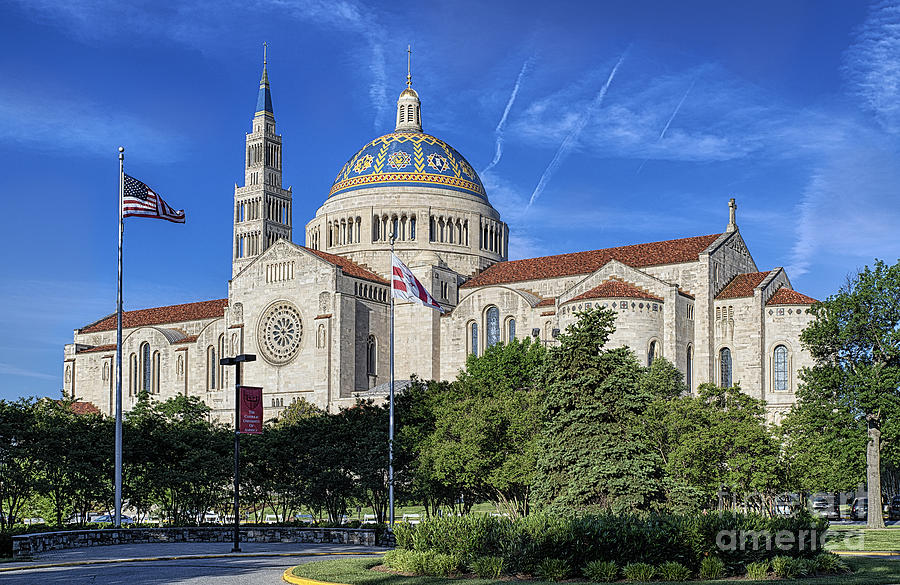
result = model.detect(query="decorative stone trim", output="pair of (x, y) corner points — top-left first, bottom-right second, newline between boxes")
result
(12, 527), (376, 559)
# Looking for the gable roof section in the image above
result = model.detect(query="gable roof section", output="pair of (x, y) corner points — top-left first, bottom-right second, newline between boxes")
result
(767, 287), (817, 305)
(716, 271), (771, 299)
(568, 278), (663, 303)
(303, 247), (388, 284)
(79, 299), (228, 333)
(462, 233), (720, 288)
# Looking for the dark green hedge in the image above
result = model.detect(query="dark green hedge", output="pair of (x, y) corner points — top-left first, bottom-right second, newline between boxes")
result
(393, 511), (827, 575)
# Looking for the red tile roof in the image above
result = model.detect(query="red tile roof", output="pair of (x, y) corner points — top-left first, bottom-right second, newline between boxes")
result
(173, 334), (199, 344)
(79, 299), (228, 333)
(304, 247), (388, 284)
(767, 288), (817, 305)
(462, 234), (720, 288)
(76, 344), (117, 354)
(535, 298), (556, 307)
(716, 271), (771, 299)
(569, 279), (663, 303)
(59, 400), (101, 416)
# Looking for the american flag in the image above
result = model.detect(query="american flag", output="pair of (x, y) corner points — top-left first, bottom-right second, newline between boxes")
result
(122, 174), (185, 223)
(391, 253), (445, 313)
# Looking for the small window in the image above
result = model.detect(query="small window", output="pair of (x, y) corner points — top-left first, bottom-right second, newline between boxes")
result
(141, 343), (151, 393)
(720, 348), (732, 388)
(367, 335), (377, 375)
(507, 318), (516, 342)
(469, 322), (478, 356)
(486, 306), (500, 347)
(774, 345), (788, 391)
(686, 345), (693, 390)
(648, 340), (658, 366)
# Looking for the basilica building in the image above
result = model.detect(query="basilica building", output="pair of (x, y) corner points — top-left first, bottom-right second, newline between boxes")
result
(63, 61), (817, 422)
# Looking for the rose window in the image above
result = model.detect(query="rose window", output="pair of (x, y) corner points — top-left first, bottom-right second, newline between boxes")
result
(258, 301), (303, 364)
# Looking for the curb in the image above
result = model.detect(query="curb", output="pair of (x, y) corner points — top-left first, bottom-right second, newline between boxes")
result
(283, 568), (352, 585)
(0, 550), (383, 573)
(833, 550), (900, 557)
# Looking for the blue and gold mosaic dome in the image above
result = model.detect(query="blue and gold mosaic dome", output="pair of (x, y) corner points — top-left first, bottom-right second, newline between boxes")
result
(329, 132), (487, 199)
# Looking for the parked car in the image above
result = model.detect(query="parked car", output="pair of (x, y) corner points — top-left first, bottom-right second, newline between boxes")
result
(811, 496), (840, 520)
(91, 514), (134, 524)
(890, 495), (900, 520)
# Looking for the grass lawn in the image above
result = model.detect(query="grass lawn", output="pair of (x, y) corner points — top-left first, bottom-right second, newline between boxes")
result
(291, 557), (899, 585)
(827, 526), (900, 551)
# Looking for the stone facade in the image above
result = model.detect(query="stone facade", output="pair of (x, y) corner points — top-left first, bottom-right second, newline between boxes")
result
(63, 64), (818, 421)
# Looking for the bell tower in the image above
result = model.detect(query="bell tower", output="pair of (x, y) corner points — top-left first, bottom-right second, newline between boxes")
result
(233, 44), (293, 278)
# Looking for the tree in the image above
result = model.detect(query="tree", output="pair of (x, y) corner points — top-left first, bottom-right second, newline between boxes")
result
(780, 367), (867, 516)
(799, 259), (900, 528)
(418, 338), (546, 517)
(0, 399), (39, 530)
(533, 308), (664, 513)
(274, 397), (324, 427)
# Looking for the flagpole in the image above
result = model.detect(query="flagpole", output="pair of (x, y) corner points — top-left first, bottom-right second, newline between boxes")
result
(114, 146), (124, 528)
(388, 232), (396, 528)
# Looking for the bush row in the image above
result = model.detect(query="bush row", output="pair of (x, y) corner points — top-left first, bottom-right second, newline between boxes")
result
(392, 511), (828, 575)
(383, 549), (849, 582)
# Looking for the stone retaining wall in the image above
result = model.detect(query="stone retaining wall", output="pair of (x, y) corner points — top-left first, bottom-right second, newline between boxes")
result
(12, 526), (376, 559)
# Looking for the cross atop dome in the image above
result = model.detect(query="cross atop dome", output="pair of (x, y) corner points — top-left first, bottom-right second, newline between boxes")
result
(396, 45), (422, 132)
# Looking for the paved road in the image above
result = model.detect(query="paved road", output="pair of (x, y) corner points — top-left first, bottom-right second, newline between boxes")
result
(0, 542), (386, 584)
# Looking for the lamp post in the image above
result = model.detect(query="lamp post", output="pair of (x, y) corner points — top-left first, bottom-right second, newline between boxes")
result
(220, 353), (256, 553)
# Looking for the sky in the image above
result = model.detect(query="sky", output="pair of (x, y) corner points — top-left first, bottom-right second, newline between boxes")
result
(1, 0), (899, 401)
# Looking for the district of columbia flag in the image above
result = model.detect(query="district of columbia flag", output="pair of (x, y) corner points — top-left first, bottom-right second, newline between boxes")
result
(122, 174), (185, 223)
(391, 253), (445, 313)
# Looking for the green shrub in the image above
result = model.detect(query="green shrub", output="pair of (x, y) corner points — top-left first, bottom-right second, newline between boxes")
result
(658, 561), (692, 581)
(794, 557), (817, 577)
(623, 562), (655, 582)
(771, 555), (795, 578)
(536, 558), (570, 581)
(383, 548), (415, 572)
(814, 551), (850, 574)
(744, 560), (769, 579)
(583, 559), (618, 582)
(698, 556), (724, 580)
(471, 555), (504, 578)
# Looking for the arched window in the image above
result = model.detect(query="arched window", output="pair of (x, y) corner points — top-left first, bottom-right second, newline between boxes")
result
(218, 334), (226, 389)
(207, 345), (216, 391)
(720, 347), (732, 388)
(129, 353), (137, 396)
(141, 342), (151, 393)
(152, 351), (160, 394)
(367, 335), (377, 375)
(774, 345), (789, 391)
(507, 318), (516, 342)
(648, 340), (658, 366)
(410, 217), (416, 240)
(486, 306), (500, 347)
(686, 345), (693, 391)
(469, 322), (478, 356)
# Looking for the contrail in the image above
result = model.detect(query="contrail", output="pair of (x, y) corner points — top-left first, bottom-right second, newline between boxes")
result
(658, 79), (694, 140)
(636, 79), (694, 174)
(482, 57), (533, 174)
(526, 51), (627, 209)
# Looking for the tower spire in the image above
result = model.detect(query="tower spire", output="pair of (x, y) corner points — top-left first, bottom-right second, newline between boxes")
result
(256, 42), (273, 117)
(407, 45), (412, 89)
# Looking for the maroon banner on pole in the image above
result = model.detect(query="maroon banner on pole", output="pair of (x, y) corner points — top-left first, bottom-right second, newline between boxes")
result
(238, 386), (263, 434)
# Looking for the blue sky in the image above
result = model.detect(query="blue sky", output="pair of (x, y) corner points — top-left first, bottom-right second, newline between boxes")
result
(2, 0), (899, 401)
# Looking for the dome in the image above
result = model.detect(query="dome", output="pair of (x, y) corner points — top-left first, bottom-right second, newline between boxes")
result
(329, 132), (487, 200)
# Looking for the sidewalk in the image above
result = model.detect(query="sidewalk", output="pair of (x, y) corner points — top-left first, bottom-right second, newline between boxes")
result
(1, 541), (387, 572)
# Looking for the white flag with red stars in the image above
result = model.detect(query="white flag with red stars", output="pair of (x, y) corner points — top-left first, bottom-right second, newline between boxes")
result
(391, 253), (445, 313)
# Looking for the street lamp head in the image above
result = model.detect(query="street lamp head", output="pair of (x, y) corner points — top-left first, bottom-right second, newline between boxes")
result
(220, 354), (256, 366)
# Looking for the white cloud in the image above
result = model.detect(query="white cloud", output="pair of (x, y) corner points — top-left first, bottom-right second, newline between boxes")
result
(844, 0), (900, 135)
(0, 363), (57, 380)
(0, 89), (183, 160)
(11, 0), (391, 129)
